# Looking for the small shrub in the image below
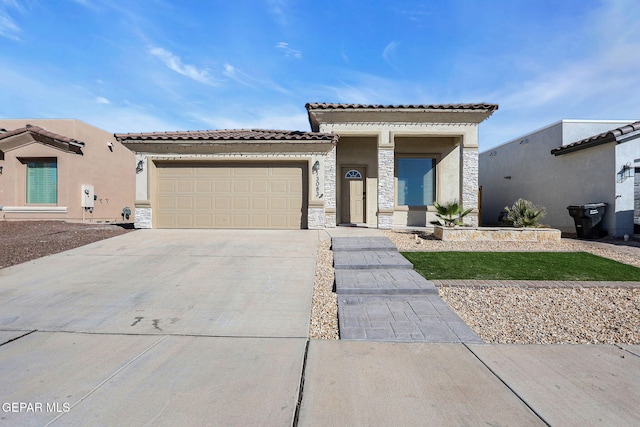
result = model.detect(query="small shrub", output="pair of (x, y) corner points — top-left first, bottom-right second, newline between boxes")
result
(504, 199), (546, 228)
(431, 200), (473, 227)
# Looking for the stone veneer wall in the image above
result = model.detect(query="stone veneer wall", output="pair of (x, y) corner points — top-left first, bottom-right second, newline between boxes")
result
(134, 207), (152, 229)
(377, 147), (395, 229)
(307, 207), (325, 229)
(434, 226), (561, 242)
(324, 146), (337, 227)
(462, 149), (479, 227)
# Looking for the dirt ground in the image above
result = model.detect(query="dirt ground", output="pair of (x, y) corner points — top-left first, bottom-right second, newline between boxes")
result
(0, 221), (132, 269)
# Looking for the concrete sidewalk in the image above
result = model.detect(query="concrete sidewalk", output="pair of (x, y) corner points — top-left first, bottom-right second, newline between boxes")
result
(298, 341), (640, 426)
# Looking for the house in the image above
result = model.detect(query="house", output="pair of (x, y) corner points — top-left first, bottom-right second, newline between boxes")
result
(117, 102), (497, 229)
(0, 119), (135, 224)
(479, 120), (640, 237)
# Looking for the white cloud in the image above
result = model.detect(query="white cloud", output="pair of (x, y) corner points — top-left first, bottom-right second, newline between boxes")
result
(267, 0), (288, 26)
(96, 96), (110, 104)
(222, 63), (254, 88)
(276, 42), (302, 59)
(382, 41), (400, 68)
(0, 0), (22, 41)
(223, 62), (290, 94)
(149, 46), (217, 86)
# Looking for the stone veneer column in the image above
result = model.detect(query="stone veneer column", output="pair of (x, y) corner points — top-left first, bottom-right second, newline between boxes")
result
(377, 132), (395, 229)
(307, 206), (325, 229)
(324, 146), (337, 227)
(462, 148), (479, 227)
(134, 206), (152, 229)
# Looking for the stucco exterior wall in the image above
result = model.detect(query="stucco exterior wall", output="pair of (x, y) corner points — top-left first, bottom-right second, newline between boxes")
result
(480, 120), (633, 235)
(0, 119), (135, 224)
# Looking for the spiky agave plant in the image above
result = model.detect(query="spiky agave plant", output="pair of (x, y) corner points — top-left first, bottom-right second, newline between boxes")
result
(504, 199), (546, 227)
(431, 200), (473, 227)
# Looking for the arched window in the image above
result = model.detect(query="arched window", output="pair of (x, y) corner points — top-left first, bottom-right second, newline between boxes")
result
(344, 169), (362, 179)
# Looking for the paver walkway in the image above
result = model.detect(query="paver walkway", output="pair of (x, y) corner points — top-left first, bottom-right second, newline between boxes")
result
(333, 237), (482, 343)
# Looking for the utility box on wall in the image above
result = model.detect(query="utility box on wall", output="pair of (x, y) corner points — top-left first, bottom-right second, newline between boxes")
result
(81, 185), (95, 208)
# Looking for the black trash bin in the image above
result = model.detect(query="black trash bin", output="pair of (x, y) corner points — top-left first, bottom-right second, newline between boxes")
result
(567, 203), (607, 238)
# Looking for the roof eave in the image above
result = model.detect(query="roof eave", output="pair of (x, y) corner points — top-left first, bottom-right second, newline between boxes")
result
(551, 137), (614, 156)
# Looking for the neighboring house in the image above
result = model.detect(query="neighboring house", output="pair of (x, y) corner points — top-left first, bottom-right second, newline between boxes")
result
(0, 119), (136, 224)
(479, 120), (640, 237)
(117, 102), (497, 230)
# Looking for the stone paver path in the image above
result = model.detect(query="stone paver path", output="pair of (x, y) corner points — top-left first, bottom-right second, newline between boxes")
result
(333, 237), (482, 343)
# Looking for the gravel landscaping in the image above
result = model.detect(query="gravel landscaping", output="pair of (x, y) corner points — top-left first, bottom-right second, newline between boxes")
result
(310, 229), (640, 343)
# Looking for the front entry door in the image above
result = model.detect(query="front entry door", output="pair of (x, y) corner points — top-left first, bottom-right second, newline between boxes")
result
(341, 167), (365, 224)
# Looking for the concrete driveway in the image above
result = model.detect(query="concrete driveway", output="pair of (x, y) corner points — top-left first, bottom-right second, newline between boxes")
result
(0, 229), (316, 337)
(0, 229), (317, 426)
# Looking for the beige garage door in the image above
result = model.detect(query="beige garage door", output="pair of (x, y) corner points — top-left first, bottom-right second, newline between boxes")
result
(155, 163), (306, 229)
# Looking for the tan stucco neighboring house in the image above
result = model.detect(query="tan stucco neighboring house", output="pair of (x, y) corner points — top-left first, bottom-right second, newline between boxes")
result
(0, 119), (135, 223)
(117, 102), (497, 230)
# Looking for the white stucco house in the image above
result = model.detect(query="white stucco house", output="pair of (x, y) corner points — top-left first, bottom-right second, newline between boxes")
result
(480, 120), (640, 237)
(116, 102), (497, 230)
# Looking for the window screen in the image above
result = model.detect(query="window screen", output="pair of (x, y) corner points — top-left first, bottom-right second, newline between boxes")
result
(26, 160), (57, 204)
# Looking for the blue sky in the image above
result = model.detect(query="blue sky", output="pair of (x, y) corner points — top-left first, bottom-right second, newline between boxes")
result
(1, 0), (639, 151)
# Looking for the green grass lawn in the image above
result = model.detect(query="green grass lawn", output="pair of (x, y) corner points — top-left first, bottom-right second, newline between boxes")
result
(402, 251), (640, 281)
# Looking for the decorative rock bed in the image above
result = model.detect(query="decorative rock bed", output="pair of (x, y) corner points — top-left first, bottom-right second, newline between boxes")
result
(433, 226), (561, 242)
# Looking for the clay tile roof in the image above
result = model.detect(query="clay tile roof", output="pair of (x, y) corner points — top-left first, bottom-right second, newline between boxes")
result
(0, 124), (85, 146)
(551, 120), (640, 155)
(305, 102), (499, 111)
(114, 129), (338, 143)
(0, 124), (85, 154)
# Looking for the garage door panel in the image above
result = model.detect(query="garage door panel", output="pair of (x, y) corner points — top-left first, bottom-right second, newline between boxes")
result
(252, 214), (269, 228)
(234, 180), (250, 193)
(271, 197), (288, 211)
(158, 180), (175, 192)
(176, 197), (194, 210)
(195, 214), (212, 227)
(215, 197), (230, 209)
(155, 163), (305, 229)
(195, 197), (212, 210)
(252, 197), (268, 210)
(175, 214), (194, 228)
(233, 214), (250, 228)
(215, 180), (231, 192)
(158, 196), (176, 209)
(253, 181), (268, 193)
(233, 198), (250, 210)
(177, 180), (195, 192)
(215, 214), (231, 227)
(196, 180), (212, 193)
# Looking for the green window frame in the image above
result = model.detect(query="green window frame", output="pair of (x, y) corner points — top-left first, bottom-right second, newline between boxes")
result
(397, 157), (435, 206)
(26, 160), (57, 204)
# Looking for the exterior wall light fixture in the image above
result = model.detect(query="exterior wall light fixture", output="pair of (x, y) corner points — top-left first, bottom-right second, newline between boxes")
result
(0, 165), (3, 175)
(136, 160), (144, 174)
